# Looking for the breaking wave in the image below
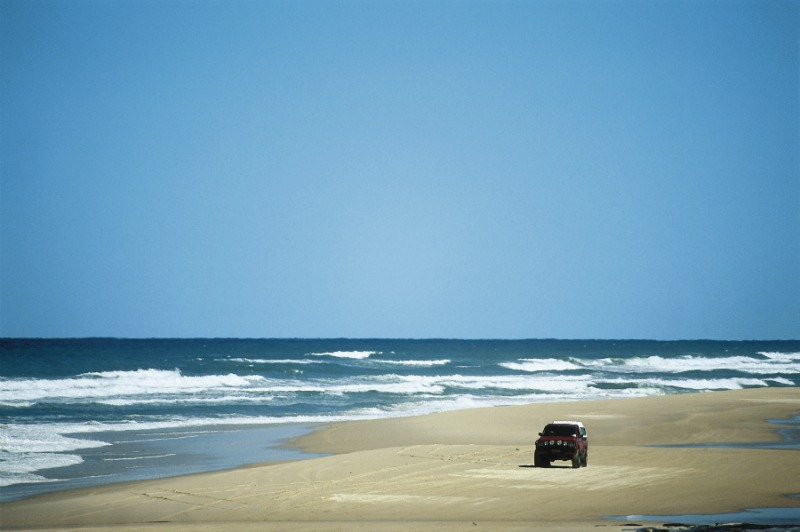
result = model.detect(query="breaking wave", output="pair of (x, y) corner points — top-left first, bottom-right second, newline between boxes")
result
(307, 351), (378, 359)
(501, 353), (800, 375)
(0, 369), (265, 405)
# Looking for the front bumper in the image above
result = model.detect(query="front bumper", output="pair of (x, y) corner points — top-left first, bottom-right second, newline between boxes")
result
(535, 448), (577, 460)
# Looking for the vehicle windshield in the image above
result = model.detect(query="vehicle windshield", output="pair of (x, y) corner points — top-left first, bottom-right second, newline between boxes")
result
(542, 425), (577, 437)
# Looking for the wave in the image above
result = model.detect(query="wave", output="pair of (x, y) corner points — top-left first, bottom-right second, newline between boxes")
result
(223, 358), (320, 365)
(607, 355), (800, 374)
(759, 351), (800, 361)
(0, 426), (102, 487)
(0, 472), (53, 488)
(0, 450), (84, 475)
(307, 351), (378, 359)
(500, 353), (800, 375)
(499, 358), (582, 372)
(0, 424), (111, 454)
(0, 369), (266, 403)
(0, 401), (34, 408)
(599, 376), (780, 391)
(97, 395), (275, 406)
(373, 359), (451, 367)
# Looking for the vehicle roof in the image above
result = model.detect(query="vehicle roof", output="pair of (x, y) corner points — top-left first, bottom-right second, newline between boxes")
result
(549, 420), (585, 428)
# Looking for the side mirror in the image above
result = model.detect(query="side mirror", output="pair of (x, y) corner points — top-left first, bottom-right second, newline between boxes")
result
(538, 432), (543, 436)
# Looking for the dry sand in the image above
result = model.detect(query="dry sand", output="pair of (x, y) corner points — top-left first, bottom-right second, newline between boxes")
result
(2, 387), (799, 531)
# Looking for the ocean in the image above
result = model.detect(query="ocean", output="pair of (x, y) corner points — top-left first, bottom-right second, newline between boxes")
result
(1, 338), (798, 501)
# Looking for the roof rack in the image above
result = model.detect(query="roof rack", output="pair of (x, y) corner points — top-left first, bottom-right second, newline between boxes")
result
(551, 420), (585, 427)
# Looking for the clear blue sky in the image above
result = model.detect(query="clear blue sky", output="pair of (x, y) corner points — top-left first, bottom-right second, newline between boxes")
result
(1, 0), (798, 339)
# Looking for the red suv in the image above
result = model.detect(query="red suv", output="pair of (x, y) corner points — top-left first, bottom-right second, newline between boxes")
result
(534, 420), (588, 468)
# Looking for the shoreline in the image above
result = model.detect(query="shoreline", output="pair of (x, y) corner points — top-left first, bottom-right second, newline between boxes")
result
(0, 423), (327, 503)
(2, 388), (799, 530)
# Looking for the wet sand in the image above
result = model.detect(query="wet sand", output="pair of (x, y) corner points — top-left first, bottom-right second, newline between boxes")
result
(2, 387), (799, 531)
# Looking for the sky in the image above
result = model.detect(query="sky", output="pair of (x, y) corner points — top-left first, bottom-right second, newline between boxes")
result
(1, 0), (798, 340)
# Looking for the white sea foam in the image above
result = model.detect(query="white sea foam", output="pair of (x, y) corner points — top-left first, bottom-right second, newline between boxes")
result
(0, 472), (52, 488)
(0, 424), (111, 454)
(0, 400), (34, 408)
(307, 351), (378, 359)
(0, 369), (266, 404)
(0, 451), (84, 475)
(499, 358), (582, 372)
(0, 416), (341, 484)
(0, 425), (106, 488)
(374, 359), (451, 367)
(759, 351), (800, 362)
(498, 354), (800, 375)
(601, 376), (771, 390)
(97, 395), (275, 406)
(224, 358), (320, 365)
(614, 355), (800, 374)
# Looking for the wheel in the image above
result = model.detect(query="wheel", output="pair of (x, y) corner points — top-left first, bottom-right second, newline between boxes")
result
(581, 451), (588, 467)
(572, 453), (581, 468)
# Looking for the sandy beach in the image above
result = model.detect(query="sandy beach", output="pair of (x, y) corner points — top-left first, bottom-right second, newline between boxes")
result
(2, 387), (799, 531)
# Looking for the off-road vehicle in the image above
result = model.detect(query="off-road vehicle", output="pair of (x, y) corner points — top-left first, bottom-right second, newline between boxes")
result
(534, 420), (588, 468)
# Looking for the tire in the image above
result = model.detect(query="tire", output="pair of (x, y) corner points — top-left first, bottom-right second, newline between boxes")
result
(581, 451), (588, 467)
(572, 453), (581, 468)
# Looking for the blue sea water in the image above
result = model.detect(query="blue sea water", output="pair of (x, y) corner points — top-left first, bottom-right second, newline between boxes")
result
(1, 338), (798, 502)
